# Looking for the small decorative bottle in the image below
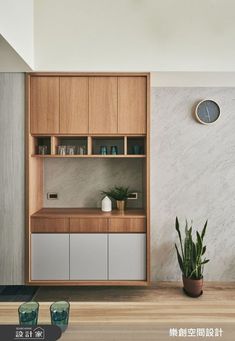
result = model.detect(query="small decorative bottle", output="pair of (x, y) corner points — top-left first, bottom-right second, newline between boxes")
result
(101, 196), (112, 212)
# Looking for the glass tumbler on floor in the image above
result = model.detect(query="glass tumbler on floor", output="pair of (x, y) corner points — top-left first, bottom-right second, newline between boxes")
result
(18, 301), (39, 326)
(50, 301), (70, 332)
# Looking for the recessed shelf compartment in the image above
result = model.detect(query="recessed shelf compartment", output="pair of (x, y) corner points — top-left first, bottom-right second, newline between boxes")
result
(55, 136), (87, 155)
(92, 137), (124, 155)
(127, 137), (145, 155)
(33, 136), (51, 155)
(31, 135), (146, 158)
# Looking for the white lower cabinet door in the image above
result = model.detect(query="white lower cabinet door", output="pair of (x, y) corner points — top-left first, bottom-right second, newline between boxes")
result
(109, 233), (146, 280)
(31, 234), (69, 280)
(70, 234), (108, 280)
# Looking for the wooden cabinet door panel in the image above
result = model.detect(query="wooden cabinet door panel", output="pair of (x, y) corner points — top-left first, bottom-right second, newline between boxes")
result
(70, 234), (108, 280)
(31, 234), (69, 280)
(109, 218), (146, 233)
(70, 218), (108, 233)
(89, 77), (118, 134)
(60, 77), (89, 133)
(118, 77), (147, 134)
(30, 76), (59, 134)
(109, 233), (146, 280)
(31, 217), (69, 233)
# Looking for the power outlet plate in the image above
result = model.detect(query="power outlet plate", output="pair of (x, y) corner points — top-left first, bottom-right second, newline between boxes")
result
(127, 192), (138, 200)
(47, 192), (58, 200)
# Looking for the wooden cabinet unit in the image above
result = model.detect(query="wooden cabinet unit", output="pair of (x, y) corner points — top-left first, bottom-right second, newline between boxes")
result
(26, 72), (150, 286)
(60, 77), (89, 134)
(118, 77), (147, 134)
(30, 76), (59, 134)
(89, 77), (118, 134)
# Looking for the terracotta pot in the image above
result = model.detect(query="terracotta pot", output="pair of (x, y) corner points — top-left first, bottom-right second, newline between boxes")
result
(116, 200), (125, 211)
(182, 276), (203, 298)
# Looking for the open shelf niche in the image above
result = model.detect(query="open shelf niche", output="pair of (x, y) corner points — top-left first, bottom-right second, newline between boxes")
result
(32, 136), (146, 158)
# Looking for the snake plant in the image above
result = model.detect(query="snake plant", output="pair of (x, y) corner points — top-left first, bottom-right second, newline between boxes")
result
(175, 217), (209, 279)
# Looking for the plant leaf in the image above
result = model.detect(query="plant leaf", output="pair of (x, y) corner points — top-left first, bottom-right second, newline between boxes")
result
(201, 220), (208, 240)
(202, 246), (206, 255)
(175, 217), (184, 259)
(196, 231), (203, 256)
(175, 244), (184, 274)
(201, 259), (210, 265)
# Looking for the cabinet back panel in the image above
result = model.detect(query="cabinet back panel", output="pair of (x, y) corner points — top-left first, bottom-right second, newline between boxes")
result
(44, 158), (144, 208)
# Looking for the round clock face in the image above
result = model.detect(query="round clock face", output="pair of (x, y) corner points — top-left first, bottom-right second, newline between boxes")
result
(195, 99), (220, 124)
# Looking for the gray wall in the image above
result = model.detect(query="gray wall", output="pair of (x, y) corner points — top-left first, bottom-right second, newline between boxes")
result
(44, 158), (144, 208)
(151, 87), (235, 281)
(0, 73), (25, 284)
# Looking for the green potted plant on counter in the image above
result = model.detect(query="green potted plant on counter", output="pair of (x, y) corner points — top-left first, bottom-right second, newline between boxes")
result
(101, 186), (132, 211)
(175, 217), (209, 297)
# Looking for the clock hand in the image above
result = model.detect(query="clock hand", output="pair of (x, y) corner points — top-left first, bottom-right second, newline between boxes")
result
(205, 104), (211, 122)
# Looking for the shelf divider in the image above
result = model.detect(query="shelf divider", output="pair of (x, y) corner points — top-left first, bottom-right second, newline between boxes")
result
(51, 136), (58, 155)
(87, 136), (92, 155)
(124, 136), (127, 155)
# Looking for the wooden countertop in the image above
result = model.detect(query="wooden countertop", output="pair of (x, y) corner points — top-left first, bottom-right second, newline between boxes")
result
(1, 283), (235, 339)
(31, 208), (146, 219)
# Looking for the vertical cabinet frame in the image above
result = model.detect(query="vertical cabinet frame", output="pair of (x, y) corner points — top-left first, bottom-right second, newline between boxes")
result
(26, 73), (150, 286)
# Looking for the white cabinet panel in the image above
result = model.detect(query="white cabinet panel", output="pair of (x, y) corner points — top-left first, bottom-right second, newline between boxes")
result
(31, 234), (69, 280)
(109, 234), (146, 280)
(70, 234), (108, 280)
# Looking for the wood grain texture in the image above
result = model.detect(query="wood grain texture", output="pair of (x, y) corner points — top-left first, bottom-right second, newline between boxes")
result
(28, 135), (43, 214)
(28, 72), (150, 76)
(60, 77), (89, 133)
(0, 73), (25, 284)
(70, 218), (108, 233)
(27, 280), (148, 286)
(32, 208), (146, 218)
(31, 217), (69, 233)
(89, 77), (118, 134)
(146, 73), (151, 283)
(109, 218), (146, 232)
(118, 77), (147, 134)
(33, 281), (235, 303)
(30, 76), (59, 134)
(32, 154), (146, 158)
(1, 283), (235, 334)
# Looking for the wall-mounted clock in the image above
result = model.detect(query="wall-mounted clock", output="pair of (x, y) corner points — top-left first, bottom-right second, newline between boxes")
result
(195, 99), (220, 125)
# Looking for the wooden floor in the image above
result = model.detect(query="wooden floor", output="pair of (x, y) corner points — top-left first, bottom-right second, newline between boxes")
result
(0, 282), (234, 340)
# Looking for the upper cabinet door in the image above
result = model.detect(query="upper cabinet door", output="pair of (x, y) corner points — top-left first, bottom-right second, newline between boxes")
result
(30, 76), (59, 134)
(89, 77), (118, 134)
(118, 77), (147, 134)
(60, 77), (89, 134)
